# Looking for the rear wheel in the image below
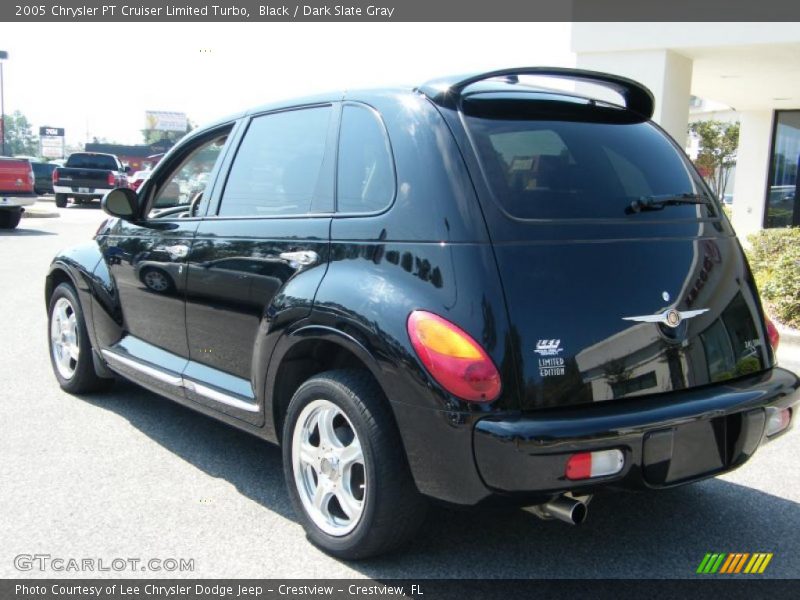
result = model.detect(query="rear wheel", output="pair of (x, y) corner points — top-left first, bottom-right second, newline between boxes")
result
(55, 194), (67, 208)
(282, 370), (427, 559)
(47, 283), (112, 393)
(0, 209), (22, 229)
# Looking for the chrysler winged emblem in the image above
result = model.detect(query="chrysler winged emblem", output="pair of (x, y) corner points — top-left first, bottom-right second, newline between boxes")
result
(622, 308), (709, 328)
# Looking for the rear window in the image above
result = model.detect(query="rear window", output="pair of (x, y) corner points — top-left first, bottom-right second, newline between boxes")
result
(66, 154), (118, 170)
(465, 114), (714, 220)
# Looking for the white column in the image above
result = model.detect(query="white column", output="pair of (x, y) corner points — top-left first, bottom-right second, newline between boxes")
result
(576, 49), (693, 145)
(731, 110), (774, 239)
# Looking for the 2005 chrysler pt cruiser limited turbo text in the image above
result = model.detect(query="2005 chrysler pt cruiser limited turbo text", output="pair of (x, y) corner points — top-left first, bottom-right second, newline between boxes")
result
(45, 67), (800, 559)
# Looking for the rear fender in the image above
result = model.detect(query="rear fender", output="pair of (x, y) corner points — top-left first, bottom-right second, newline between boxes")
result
(261, 322), (382, 443)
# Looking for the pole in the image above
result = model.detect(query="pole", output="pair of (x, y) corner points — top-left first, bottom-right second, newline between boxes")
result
(1, 60), (5, 156)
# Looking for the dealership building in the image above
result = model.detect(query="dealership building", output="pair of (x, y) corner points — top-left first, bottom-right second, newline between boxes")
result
(572, 23), (800, 238)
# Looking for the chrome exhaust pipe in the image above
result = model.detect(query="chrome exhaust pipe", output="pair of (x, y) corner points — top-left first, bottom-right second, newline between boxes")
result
(524, 494), (590, 525)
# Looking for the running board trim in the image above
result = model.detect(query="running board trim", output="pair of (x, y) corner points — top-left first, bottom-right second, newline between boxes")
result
(101, 349), (259, 413)
(101, 349), (183, 387)
(182, 379), (260, 413)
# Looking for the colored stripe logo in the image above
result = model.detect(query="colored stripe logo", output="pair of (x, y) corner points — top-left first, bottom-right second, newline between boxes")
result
(696, 552), (773, 574)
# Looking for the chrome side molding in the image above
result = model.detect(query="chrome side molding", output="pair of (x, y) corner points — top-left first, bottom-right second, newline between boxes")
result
(101, 349), (183, 387)
(101, 350), (259, 413)
(182, 379), (260, 412)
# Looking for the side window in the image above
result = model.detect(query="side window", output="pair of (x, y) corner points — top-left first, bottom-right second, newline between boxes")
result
(148, 134), (228, 219)
(337, 105), (395, 213)
(218, 106), (332, 217)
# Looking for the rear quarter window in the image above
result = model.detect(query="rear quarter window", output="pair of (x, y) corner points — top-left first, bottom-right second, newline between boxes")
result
(465, 112), (715, 220)
(336, 104), (395, 213)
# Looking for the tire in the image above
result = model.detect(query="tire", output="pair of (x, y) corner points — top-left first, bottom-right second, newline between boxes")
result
(0, 209), (22, 229)
(55, 194), (67, 208)
(47, 282), (113, 394)
(140, 267), (175, 293)
(282, 369), (427, 559)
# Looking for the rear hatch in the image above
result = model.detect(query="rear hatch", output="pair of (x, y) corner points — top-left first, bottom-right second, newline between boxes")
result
(460, 93), (774, 410)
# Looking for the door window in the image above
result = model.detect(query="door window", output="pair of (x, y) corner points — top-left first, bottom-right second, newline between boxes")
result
(148, 134), (228, 218)
(218, 106), (333, 217)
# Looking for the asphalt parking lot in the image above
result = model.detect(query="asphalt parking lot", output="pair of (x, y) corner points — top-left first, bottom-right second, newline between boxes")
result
(2, 203), (800, 579)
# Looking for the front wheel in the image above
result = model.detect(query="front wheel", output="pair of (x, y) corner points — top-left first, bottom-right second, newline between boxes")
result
(48, 283), (113, 394)
(282, 370), (427, 559)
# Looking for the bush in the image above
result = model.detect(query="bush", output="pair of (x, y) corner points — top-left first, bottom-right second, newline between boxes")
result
(746, 227), (800, 329)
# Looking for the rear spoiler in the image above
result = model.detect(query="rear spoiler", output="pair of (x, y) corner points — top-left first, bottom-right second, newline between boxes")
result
(416, 67), (655, 120)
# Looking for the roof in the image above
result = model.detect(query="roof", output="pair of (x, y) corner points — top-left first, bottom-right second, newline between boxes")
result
(84, 142), (175, 157)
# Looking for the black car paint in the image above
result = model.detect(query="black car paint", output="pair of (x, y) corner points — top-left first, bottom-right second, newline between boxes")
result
(46, 78), (800, 507)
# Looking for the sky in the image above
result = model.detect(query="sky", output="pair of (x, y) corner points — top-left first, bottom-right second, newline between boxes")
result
(0, 22), (574, 147)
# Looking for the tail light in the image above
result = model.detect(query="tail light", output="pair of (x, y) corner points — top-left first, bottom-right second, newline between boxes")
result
(107, 172), (116, 187)
(52, 169), (59, 184)
(765, 316), (780, 353)
(407, 310), (501, 402)
(131, 179), (142, 191)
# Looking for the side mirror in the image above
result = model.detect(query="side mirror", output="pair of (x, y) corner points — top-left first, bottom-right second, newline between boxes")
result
(102, 188), (138, 220)
(124, 166), (133, 174)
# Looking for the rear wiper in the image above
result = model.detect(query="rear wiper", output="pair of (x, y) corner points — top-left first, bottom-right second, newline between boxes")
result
(625, 193), (712, 214)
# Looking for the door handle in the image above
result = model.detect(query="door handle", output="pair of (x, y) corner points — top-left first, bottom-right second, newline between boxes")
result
(279, 250), (319, 267)
(165, 244), (190, 259)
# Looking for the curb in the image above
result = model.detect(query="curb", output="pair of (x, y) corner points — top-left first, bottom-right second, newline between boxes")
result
(21, 206), (60, 219)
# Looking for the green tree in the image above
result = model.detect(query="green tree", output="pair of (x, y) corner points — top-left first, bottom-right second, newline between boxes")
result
(688, 119), (740, 199)
(2, 110), (38, 156)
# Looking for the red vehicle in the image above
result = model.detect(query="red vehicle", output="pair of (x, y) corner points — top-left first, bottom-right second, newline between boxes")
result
(128, 169), (151, 192)
(0, 157), (36, 229)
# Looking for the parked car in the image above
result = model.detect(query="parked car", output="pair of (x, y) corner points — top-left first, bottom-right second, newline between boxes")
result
(31, 161), (57, 195)
(52, 152), (130, 207)
(0, 156), (36, 229)
(45, 67), (799, 559)
(128, 169), (151, 192)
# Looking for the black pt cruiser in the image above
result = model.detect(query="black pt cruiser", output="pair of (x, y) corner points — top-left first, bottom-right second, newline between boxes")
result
(46, 67), (799, 559)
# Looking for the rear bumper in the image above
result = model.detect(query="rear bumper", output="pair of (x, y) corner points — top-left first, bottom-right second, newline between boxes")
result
(0, 194), (36, 208)
(473, 367), (800, 495)
(53, 185), (111, 198)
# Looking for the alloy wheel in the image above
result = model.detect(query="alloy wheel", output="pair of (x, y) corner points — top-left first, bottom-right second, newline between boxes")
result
(50, 297), (79, 380)
(291, 399), (366, 536)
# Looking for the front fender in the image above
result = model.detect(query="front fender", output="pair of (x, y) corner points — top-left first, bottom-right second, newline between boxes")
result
(46, 242), (105, 348)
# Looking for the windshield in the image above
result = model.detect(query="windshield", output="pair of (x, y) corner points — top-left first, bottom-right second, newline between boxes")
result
(66, 154), (118, 170)
(465, 114), (716, 220)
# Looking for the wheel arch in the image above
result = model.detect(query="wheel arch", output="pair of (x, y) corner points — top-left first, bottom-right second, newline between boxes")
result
(44, 264), (76, 307)
(267, 325), (392, 445)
